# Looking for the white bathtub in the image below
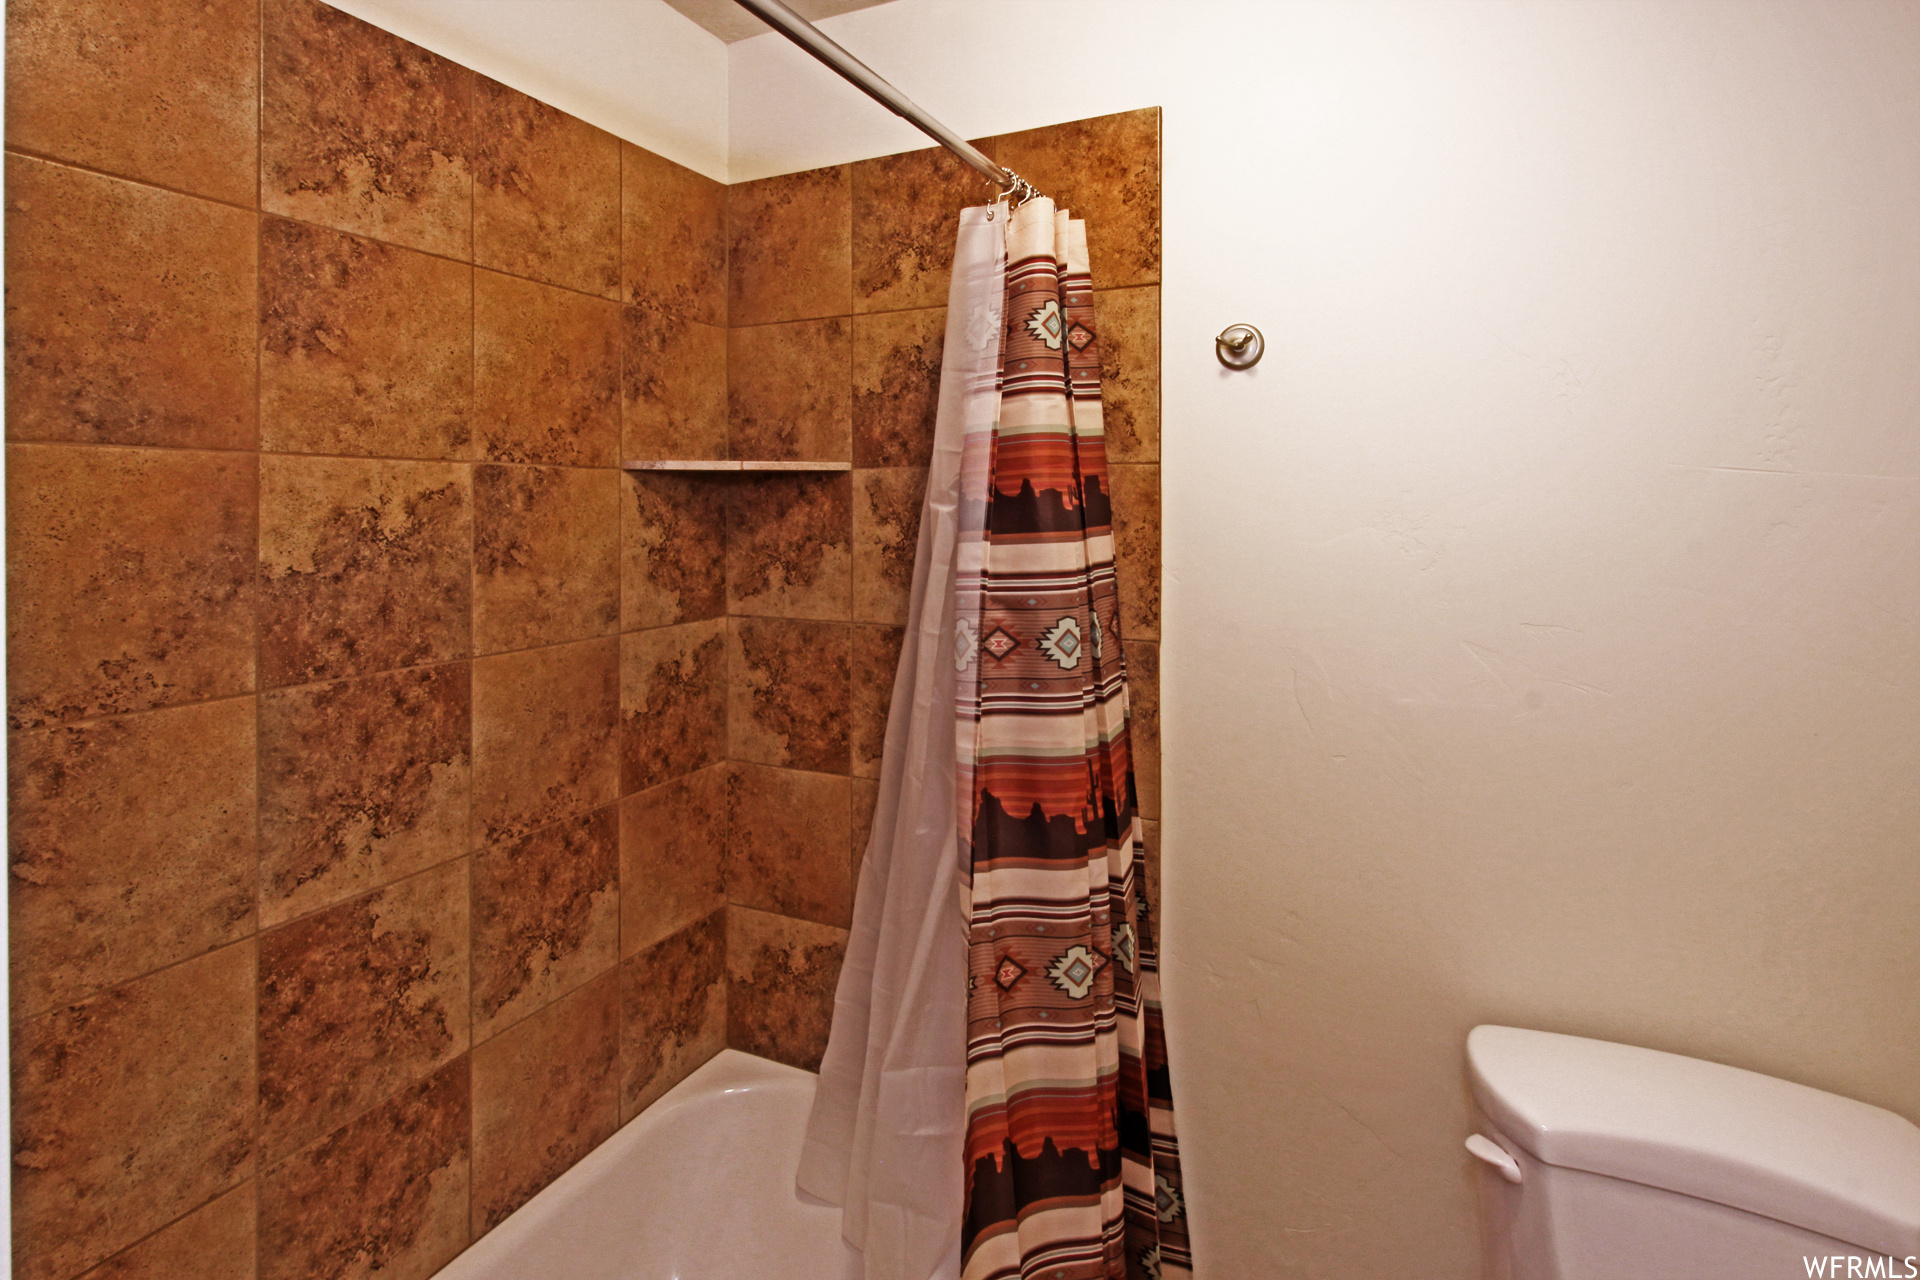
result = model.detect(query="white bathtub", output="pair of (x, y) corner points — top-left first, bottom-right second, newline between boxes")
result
(437, 1050), (854, 1280)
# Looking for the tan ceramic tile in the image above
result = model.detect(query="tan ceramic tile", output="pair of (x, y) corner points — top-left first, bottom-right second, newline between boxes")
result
(472, 806), (619, 1043)
(727, 165), (850, 326)
(1129, 641), (1160, 823)
(619, 911), (725, 1119)
(622, 142), (725, 326)
(471, 971), (620, 1233)
(475, 270), (621, 466)
(5, 156), (255, 449)
(850, 625), (904, 780)
(619, 620), (726, 794)
(12, 942), (255, 1280)
(258, 664), (471, 927)
(473, 465), (620, 653)
(6, 445), (256, 731)
(728, 318), (852, 462)
(1094, 286), (1160, 464)
(257, 860), (470, 1161)
(851, 776), (879, 867)
(258, 456), (472, 687)
(852, 141), (994, 313)
(1140, 819), (1161, 931)
(9, 699), (255, 1017)
(727, 618), (851, 774)
(990, 108), (1160, 289)
(6, 0), (258, 205)
(853, 468), (926, 625)
(259, 217), (473, 460)
(725, 905), (847, 1072)
(80, 1180), (255, 1280)
(258, 1060), (469, 1280)
(472, 638), (619, 845)
(474, 78), (621, 298)
(724, 472), (852, 620)
(620, 766), (726, 956)
(260, 0), (472, 257)
(1109, 463), (1161, 643)
(851, 308), (944, 468)
(621, 307), (728, 462)
(620, 471), (727, 630)
(727, 765), (854, 928)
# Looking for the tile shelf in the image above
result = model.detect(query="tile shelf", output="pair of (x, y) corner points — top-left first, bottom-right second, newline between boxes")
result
(620, 460), (852, 473)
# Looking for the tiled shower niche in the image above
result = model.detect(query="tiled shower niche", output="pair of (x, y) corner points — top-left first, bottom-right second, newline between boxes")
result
(3, 0), (1160, 1275)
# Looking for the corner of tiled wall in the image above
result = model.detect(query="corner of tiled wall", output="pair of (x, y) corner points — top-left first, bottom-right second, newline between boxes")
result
(715, 109), (1164, 1072)
(5, 0), (1162, 1264)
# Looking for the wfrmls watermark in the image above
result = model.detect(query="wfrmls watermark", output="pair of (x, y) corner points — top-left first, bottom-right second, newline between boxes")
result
(1804, 1258), (1920, 1279)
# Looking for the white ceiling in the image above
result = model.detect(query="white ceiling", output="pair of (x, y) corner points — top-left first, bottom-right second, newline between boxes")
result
(660, 0), (896, 43)
(326, 0), (734, 177)
(325, 0), (913, 181)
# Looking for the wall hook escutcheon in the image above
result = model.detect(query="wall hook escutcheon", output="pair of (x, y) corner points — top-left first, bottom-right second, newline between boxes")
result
(1215, 323), (1265, 370)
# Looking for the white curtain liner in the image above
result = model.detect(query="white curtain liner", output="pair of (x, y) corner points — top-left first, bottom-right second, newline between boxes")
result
(797, 202), (1008, 1280)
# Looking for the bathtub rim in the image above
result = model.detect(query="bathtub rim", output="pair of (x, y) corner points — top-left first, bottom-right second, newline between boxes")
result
(433, 1048), (828, 1279)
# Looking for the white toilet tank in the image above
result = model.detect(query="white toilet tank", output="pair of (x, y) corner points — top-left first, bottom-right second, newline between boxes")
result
(1466, 1026), (1920, 1280)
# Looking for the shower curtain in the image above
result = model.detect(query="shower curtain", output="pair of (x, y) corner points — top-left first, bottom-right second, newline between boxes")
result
(801, 197), (1188, 1280)
(796, 203), (1003, 1280)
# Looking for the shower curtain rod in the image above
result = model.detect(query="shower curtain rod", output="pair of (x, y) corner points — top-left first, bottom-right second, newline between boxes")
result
(729, 0), (1040, 203)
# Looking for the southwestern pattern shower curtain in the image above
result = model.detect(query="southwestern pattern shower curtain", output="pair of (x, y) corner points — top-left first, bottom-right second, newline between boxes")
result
(959, 199), (1190, 1280)
(802, 196), (1185, 1280)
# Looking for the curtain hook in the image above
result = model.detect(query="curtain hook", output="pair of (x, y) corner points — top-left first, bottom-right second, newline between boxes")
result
(996, 169), (1041, 208)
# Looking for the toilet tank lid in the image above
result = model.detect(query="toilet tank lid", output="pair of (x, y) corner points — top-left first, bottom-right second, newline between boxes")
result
(1467, 1026), (1920, 1255)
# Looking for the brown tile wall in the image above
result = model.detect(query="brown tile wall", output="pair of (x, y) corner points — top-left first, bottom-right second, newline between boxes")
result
(719, 109), (1162, 1071)
(6, 1), (728, 1276)
(5, 0), (1162, 1263)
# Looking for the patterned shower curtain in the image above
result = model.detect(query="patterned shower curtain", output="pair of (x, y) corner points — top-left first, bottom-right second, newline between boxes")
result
(958, 198), (1190, 1280)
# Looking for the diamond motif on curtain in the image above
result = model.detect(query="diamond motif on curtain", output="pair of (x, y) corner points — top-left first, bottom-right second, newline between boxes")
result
(1154, 1173), (1185, 1223)
(1037, 616), (1082, 669)
(954, 617), (979, 671)
(1046, 944), (1108, 999)
(993, 955), (1027, 991)
(1024, 298), (1064, 349)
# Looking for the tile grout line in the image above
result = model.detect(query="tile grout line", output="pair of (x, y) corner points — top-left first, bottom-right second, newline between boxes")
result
(70, 1180), (253, 1280)
(7, 930), (258, 1035)
(614, 124), (628, 1118)
(7, 688), (265, 737)
(251, 0), (268, 1265)
(5, 436), (622, 472)
(466, 77), (482, 1242)
(605, 169), (628, 1129)
(843, 232), (862, 942)
(720, 170), (737, 1054)
(9, 615), (744, 738)
(2, 143), (264, 218)
(1, 146), (684, 311)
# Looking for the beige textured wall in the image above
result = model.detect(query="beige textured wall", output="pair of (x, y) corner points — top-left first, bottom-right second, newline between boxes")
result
(723, 2), (1920, 1276)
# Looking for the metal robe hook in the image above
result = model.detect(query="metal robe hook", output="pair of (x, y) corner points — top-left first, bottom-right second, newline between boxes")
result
(1215, 324), (1265, 370)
